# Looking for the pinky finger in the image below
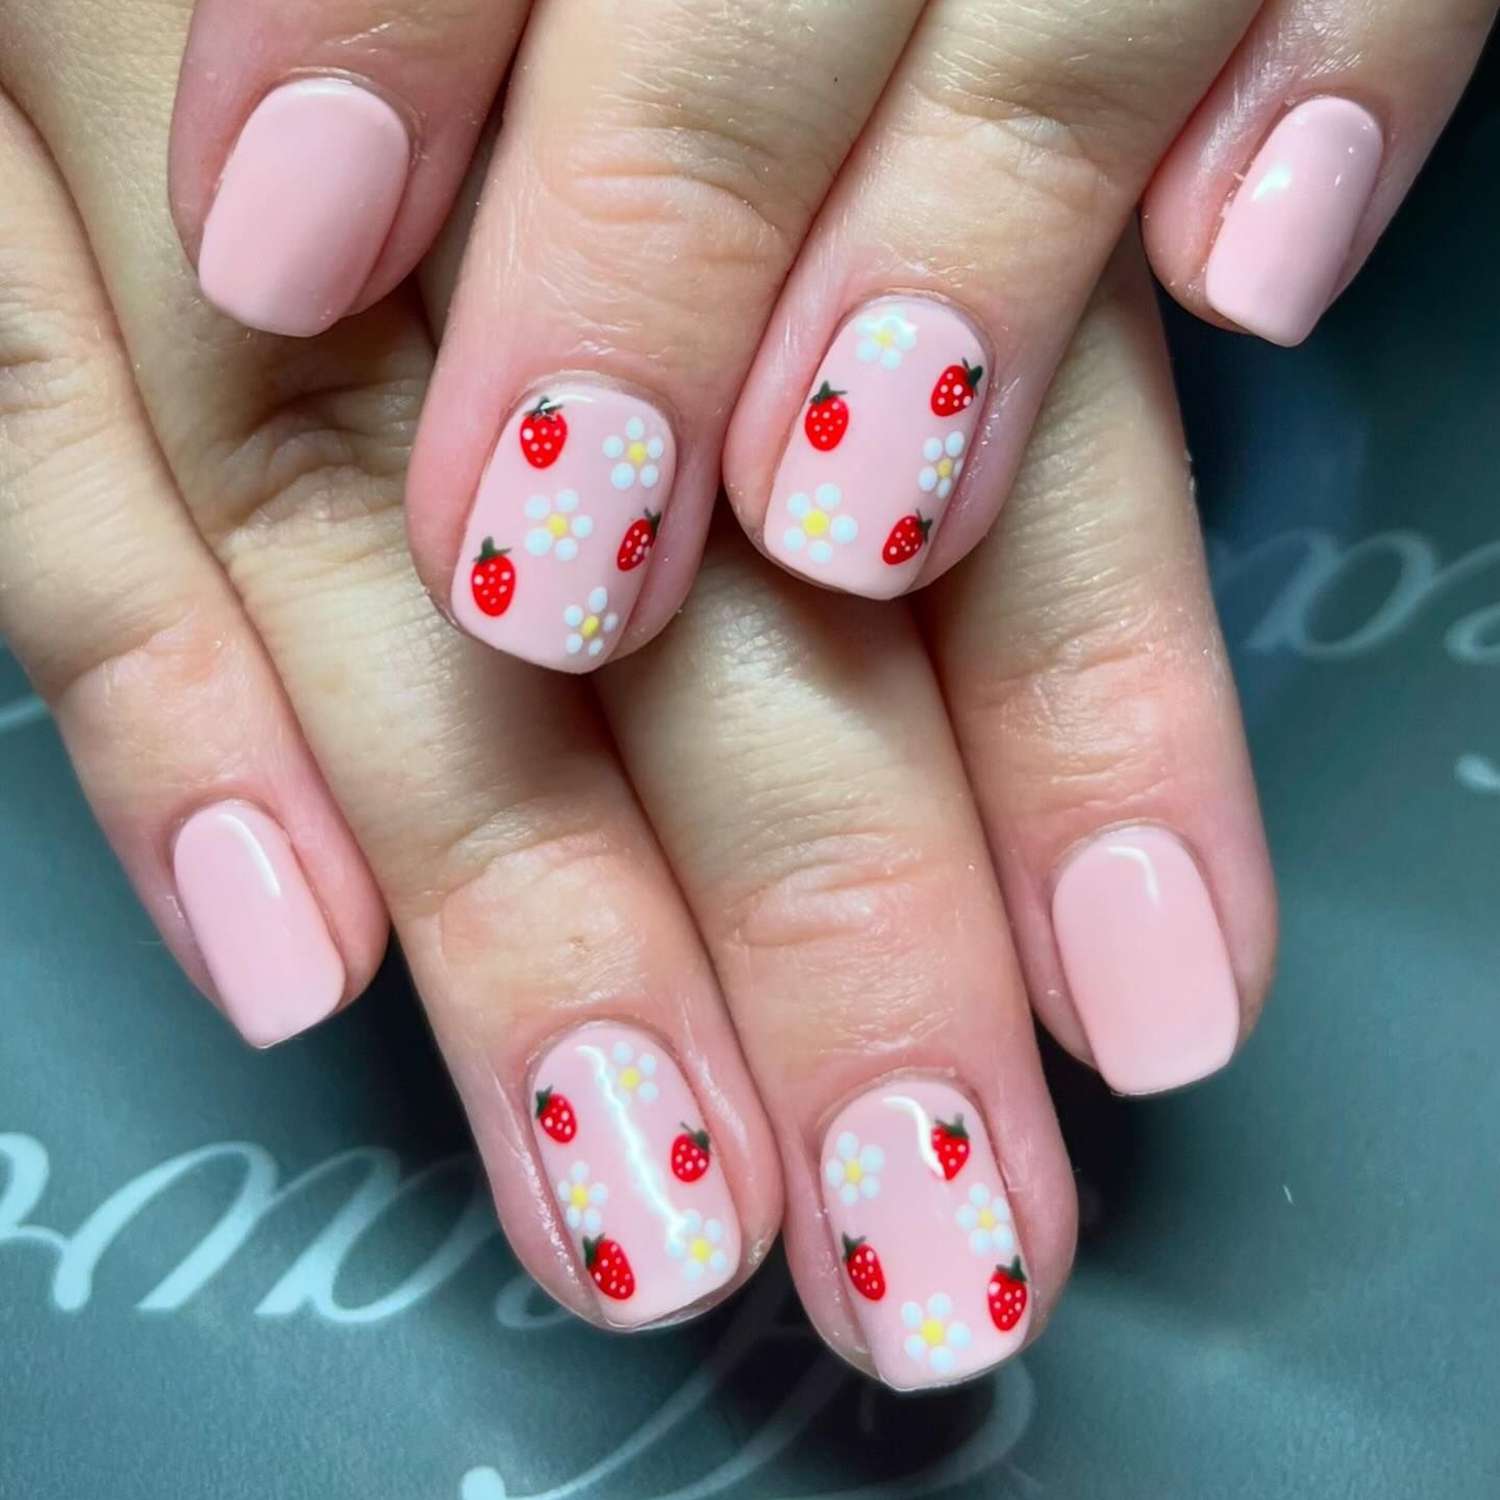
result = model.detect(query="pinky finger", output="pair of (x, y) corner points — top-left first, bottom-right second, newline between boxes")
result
(0, 92), (387, 1045)
(1143, 0), (1497, 345)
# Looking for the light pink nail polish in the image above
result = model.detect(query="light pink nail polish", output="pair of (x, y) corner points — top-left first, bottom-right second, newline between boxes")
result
(820, 1077), (1030, 1390)
(172, 800), (345, 1048)
(1204, 97), (1383, 347)
(1052, 825), (1239, 1096)
(765, 296), (990, 599)
(529, 1023), (740, 1327)
(451, 384), (677, 672)
(198, 78), (410, 338)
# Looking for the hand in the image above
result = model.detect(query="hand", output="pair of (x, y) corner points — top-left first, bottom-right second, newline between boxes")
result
(0, 0), (1275, 1388)
(160, 0), (1495, 671)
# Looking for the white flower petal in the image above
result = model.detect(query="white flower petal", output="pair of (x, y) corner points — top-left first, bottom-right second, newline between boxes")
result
(683, 1259), (705, 1281)
(682, 1210), (703, 1233)
(993, 1227), (1016, 1256)
(639, 1054), (657, 1076)
(637, 1080), (658, 1102)
(969, 1228), (990, 1256)
(928, 1293), (952, 1320)
(566, 1206), (582, 1229)
(900, 1301), (923, 1330)
(905, 1335), (928, 1361)
(647, 438), (664, 459)
(936, 478), (953, 499)
(603, 436), (625, 459)
(704, 1218), (723, 1244)
(894, 321), (917, 350)
(783, 527), (806, 552)
(525, 495), (552, 520)
(565, 634), (584, 655)
(625, 417), (645, 441)
(590, 1183), (607, 1204)
(808, 540), (833, 564)
(830, 516), (858, 545)
(601, 613), (619, 634)
(787, 492), (811, 519)
(709, 1250), (728, 1274)
(613, 1041), (632, 1063)
(862, 1145), (884, 1172)
(588, 587), (608, 612)
(839, 1182), (858, 1206)
(947, 1321), (972, 1350)
(554, 538), (578, 562)
(611, 462), (636, 490)
(571, 1162), (589, 1182)
(969, 1184), (989, 1206)
(945, 431), (966, 457)
(665, 1237), (685, 1260)
(929, 1346), (956, 1375)
(859, 1175), (880, 1200)
(639, 465), (660, 489)
(956, 1206), (978, 1230)
(923, 438), (944, 462)
(825, 1159), (846, 1187)
(837, 1131), (858, 1161)
(880, 348), (902, 370)
(815, 483), (841, 509)
(571, 516), (594, 539)
(563, 605), (584, 628)
(525, 530), (553, 556)
(587, 639), (604, 657)
(556, 489), (580, 512)
(856, 339), (879, 363)
(918, 468), (938, 493)
(582, 1208), (602, 1234)
(555, 1179), (571, 1199)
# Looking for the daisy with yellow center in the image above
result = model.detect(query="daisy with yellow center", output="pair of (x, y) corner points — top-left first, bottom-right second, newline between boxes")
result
(824, 1130), (884, 1206)
(784, 483), (858, 566)
(956, 1182), (1015, 1257)
(901, 1294), (972, 1376)
(604, 417), (665, 491)
(609, 1039), (659, 1102)
(524, 489), (593, 560)
(855, 309), (918, 370)
(666, 1210), (729, 1282)
(555, 1161), (607, 1234)
(918, 432), (967, 500)
(563, 587), (620, 660)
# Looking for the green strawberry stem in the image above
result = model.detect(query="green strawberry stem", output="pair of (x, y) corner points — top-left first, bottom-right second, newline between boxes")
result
(534, 1087), (552, 1118)
(841, 1234), (865, 1260)
(810, 380), (846, 406)
(963, 359), (984, 389)
(646, 509), (662, 536)
(583, 1235), (601, 1268)
(681, 1123), (710, 1150)
(939, 1114), (969, 1140)
(916, 511), (932, 539)
(529, 396), (561, 417)
(478, 537), (509, 562)
(996, 1256), (1026, 1284)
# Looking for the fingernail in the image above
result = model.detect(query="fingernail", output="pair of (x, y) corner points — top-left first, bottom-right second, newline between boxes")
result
(1052, 825), (1239, 1095)
(451, 383), (677, 672)
(198, 78), (410, 338)
(172, 800), (345, 1048)
(1204, 97), (1383, 347)
(765, 295), (989, 599)
(820, 1077), (1031, 1390)
(529, 1022), (740, 1327)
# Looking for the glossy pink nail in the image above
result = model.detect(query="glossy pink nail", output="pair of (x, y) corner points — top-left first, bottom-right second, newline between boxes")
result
(530, 1023), (740, 1327)
(172, 800), (345, 1048)
(198, 78), (410, 338)
(820, 1077), (1030, 1390)
(451, 384), (676, 671)
(1205, 97), (1383, 347)
(766, 296), (990, 598)
(1052, 825), (1239, 1095)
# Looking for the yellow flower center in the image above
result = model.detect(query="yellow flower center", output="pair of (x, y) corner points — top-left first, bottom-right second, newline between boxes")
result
(689, 1236), (711, 1263)
(921, 1319), (946, 1347)
(803, 510), (831, 538)
(619, 1064), (640, 1088)
(844, 1160), (864, 1185)
(570, 1184), (590, 1210)
(628, 440), (649, 465)
(937, 457), (954, 478)
(874, 327), (895, 348)
(978, 1207), (996, 1230)
(547, 513), (569, 538)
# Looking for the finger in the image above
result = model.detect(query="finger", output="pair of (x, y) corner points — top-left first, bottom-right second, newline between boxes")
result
(923, 233), (1278, 1094)
(169, 0), (530, 336)
(12, 0), (780, 1329)
(406, 0), (928, 670)
(0, 89), (386, 1046)
(597, 517), (1076, 1388)
(1143, 0), (1498, 345)
(723, 0), (1263, 599)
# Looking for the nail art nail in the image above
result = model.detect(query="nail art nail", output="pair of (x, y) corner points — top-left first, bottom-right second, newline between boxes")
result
(529, 1022), (740, 1327)
(766, 296), (990, 598)
(1204, 97), (1383, 347)
(451, 384), (676, 671)
(172, 801), (345, 1048)
(1052, 825), (1239, 1095)
(199, 78), (411, 338)
(820, 1077), (1030, 1390)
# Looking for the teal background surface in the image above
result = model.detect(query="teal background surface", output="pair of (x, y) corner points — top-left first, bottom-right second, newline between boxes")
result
(3, 51), (1498, 1500)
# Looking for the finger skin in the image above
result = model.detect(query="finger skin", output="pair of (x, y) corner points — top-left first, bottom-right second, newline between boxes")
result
(168, 0), (530, 334)
(922, 235), (1278, 1094)
(598, 520), (1077, 1387)
(0, 89), (387, 1044)
(405, 0), (925, 669)
(1143, 0), (1499, 344)
(9, 0), (782, 1330)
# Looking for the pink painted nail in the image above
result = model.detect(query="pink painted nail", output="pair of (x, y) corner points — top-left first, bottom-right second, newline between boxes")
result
(1052, 825), (1239, 1096)
(765, 296), (990, 599)
(172, 800), (345, 1048)
(451, 384), (676, 672)
(530, 1023), (740, 1327)
(1204, 97), (1383, 347)
(820, 1077), (1030, 1390)
(198, 78), (410, 338)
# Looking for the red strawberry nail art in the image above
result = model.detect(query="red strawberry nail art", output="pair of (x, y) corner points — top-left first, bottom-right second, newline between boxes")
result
(804, 381), (850, 451)
(931, 1115), (970, 1180)
(584, 1235), (636, 1300)
(519, 397), (567, 468)
(841, 1234), (886, 1301)
(671, 1124), (712, 1182)
(931, 359), (983, 417)
(534, 1087), (576, 1143)
(471, 538), (515, 617)
(987, 1257), (1028, 1331)
(882, 511), (932, 566)
(617, 509), (661, 572)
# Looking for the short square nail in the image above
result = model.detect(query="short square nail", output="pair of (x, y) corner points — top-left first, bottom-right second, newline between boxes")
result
(766, 295), (991, 598)
(820, 1077), (1031, 1390)
(1204, 97), (1383, 347)
(1052, 825), (1239, 1095)
(198, 78), (411, 338)
(172, 800), (345, 1048)
(529, 1023), (740, 1327)
(451, 383), (677, 671)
